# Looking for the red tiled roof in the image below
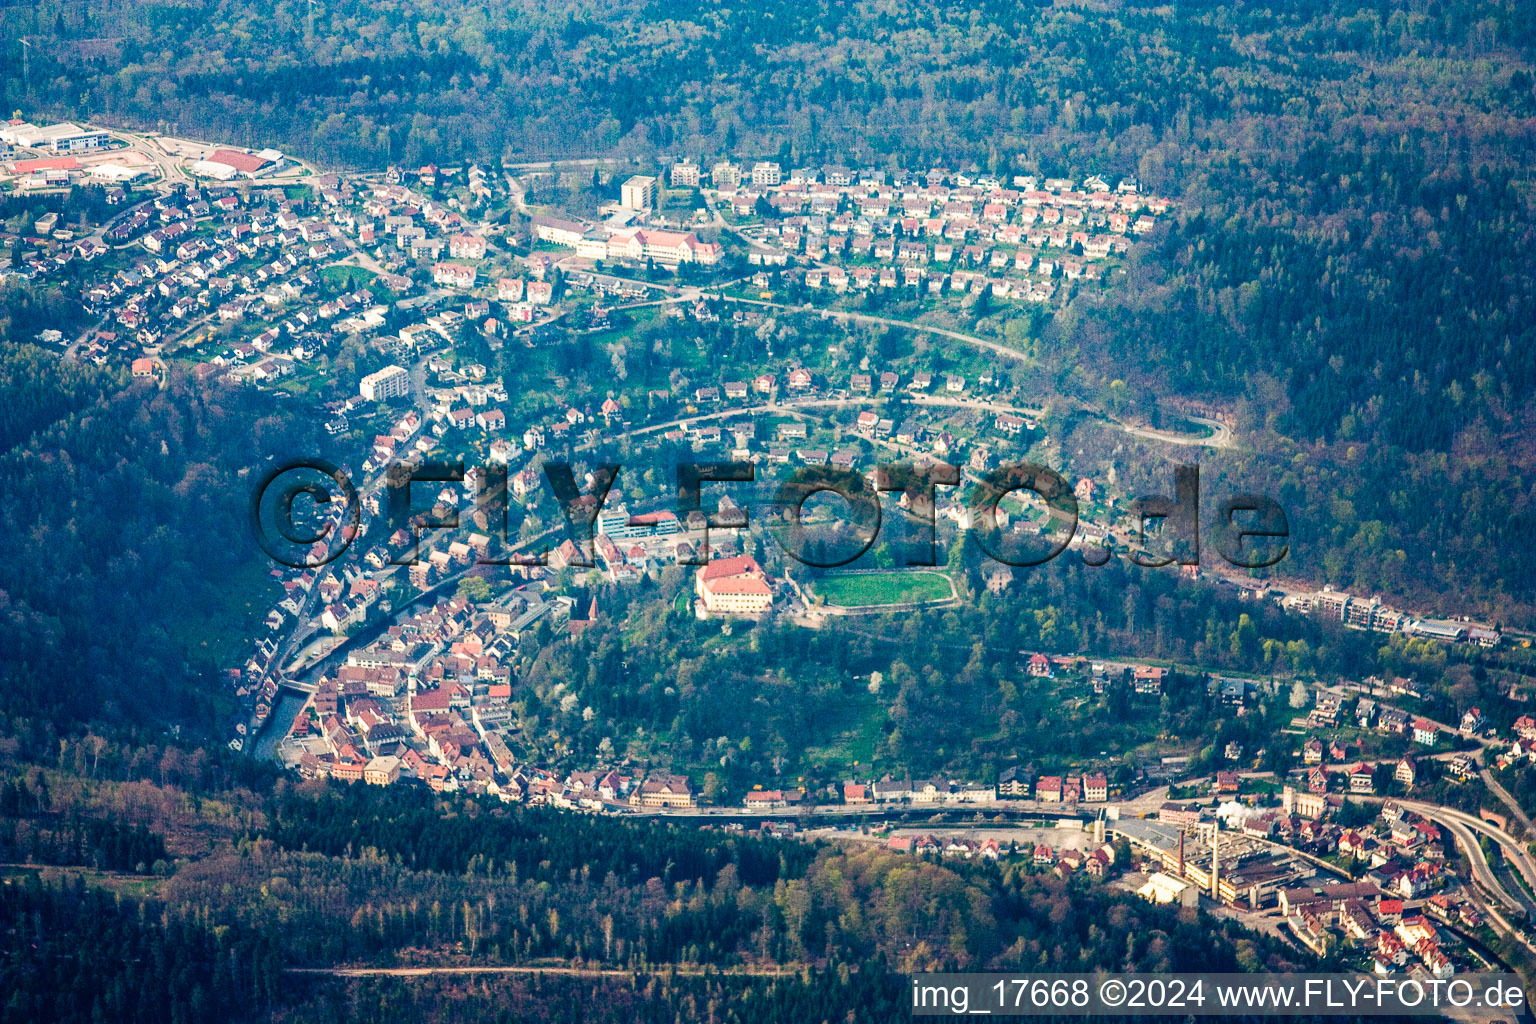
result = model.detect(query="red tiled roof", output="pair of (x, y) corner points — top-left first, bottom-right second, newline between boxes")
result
(705, 576), (772, 597)
(698, 554), (761, 582)
(10, 156), (78, 173)
(208, 148), (268, 174)
(411, 687), (452, 712)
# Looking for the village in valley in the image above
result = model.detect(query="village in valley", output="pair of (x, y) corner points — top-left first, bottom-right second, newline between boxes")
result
(8, 114), (1536, 984)
(278, 577), (1536, 982)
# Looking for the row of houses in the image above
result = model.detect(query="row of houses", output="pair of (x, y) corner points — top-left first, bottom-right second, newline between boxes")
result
(1280, 882), (1463, 978)
(1288, 587), (1500, 648)
(803, 263), (1062, 302)
(717, 164), (1168, 298)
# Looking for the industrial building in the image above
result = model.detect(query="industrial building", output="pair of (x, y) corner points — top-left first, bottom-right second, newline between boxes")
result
(1111, 817), (1316, 911)
(191, 147), (283, 179)
(0, 121), (111, 153)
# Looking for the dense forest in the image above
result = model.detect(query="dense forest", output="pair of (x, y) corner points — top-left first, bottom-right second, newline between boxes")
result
(0, 258), (359, 728)
(5, 0), (1530, 171)
(0, 733), (1326, 1022)
(278, 970), (1391, 1024)
(0, 878), (282, 1024)
(0, 342), (327, 725)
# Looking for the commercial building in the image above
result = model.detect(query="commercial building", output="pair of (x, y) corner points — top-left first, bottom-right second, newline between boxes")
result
(192, 148), (282, 179)
(359, 364), (411, 401)
(596, 502), (680, 540)
(1136, 872), (1197, 907)
(6, 155), (78, 176)
(50, 127), (111, 153)
(87, 162), (148, 183)
(1410, 619), (1468, 642)
(1, 122), (110, 153)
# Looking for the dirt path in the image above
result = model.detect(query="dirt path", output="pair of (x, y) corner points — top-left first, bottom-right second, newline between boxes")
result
(288, 963), (792, 979)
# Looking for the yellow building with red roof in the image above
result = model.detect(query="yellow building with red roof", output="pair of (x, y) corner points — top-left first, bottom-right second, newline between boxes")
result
(695, 555), (773, 616)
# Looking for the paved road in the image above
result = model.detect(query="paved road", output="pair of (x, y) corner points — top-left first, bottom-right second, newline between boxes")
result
(1319, 679), (1532, 830)
(1117, 416), (1231, 448)
(716, 295), (1234, 449)
(1441, 813), (1529, 916)
(495, 177), (1231, 452)
(620, 785), (1174, 822)
(325, 223), (386, 276)
(1483, 768), (1536, 833)
(1407, 800), (1536, 904)
(603, 393), (1052, 446)
(266, 345), (444, 675)
(504, 157), (614, 172)
(1385, 797), (1536, 955)
(94, 129), (194, 188)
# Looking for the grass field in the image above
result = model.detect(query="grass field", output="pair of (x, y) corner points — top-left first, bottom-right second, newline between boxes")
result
(811, 570), (953, 607)
(0, 864), (163, 899)
(800, 690), (885, 770)
(319, 264), (378, 291)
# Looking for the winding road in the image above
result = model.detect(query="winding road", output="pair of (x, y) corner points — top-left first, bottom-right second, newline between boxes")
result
(714, 295), (1234, 449)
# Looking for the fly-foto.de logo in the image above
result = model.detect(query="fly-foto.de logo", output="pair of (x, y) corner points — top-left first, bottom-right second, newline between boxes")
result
(251, 458), (1289, 572)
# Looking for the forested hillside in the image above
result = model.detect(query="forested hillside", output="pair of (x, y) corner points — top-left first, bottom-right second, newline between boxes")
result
(7, 0), (1530, 173)
(0, 880), (281, 1024)
(0, 290), (329, 727)
(0, 739), (1323, 1022)
(484, 548), (1536, 800)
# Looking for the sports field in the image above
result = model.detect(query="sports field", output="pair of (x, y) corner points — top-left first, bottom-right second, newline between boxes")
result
(811, 570), (953, 607)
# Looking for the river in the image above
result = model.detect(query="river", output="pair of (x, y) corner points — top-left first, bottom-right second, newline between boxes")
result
(251, 688), (309, 761)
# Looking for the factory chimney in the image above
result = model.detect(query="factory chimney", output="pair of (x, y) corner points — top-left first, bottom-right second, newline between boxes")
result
(1211, 819), (1221, 899)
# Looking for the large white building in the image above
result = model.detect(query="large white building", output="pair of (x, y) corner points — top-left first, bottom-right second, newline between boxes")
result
(191, 148), (282, 180)
(670, 160), (700, 187)
(532, 216), (587, 247)
(751, 161), (782, 186)
(1, 122), (110, 153)
(359, 364), (410, 401)
(620, 174), (658, 211)
(604, 228), (723, 265)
